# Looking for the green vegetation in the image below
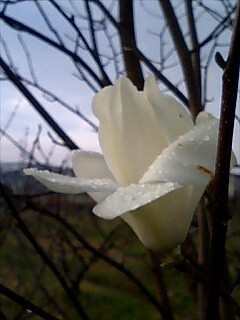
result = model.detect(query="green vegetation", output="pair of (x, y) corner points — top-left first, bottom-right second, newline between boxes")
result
(0, 193), (239, 319)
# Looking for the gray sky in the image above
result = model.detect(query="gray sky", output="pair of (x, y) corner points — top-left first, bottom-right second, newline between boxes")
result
(1, 0), (239, 165)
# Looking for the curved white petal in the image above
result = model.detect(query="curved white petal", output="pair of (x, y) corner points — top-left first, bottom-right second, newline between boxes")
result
(141, 118), (220, 185)
(72, 150), (117, 202)
(122, 185), (205, 252)
(92, 77), (168, 185)
(144, 77), (194, 143)
(195, 111), (237, 169)
(196, 111), (216, 125)
(24, 168), (118, 194)
(72, 150), (115, 180)
(92, 181), (181, 219)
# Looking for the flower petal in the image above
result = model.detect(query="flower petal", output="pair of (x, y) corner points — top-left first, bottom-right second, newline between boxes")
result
(72, 150), (117, 202)
(141, 117), (220, 186)
(24, 168), (118, 194)
(72, 150), (115, 180)
(92, 77), (169, 185)
(122, 185), (205, 252)
(92, 181), (181, 219)
(144, 77), (194, 143)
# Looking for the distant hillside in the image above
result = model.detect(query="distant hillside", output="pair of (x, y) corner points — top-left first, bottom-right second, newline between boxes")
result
(0, 162), (73, 195)
(0, 162), (27, 173)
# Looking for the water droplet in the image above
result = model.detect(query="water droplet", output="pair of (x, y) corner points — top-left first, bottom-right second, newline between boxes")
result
(203, 136), (210, 141)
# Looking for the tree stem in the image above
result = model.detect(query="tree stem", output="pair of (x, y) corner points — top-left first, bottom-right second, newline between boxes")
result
(204, 5), (240, 319)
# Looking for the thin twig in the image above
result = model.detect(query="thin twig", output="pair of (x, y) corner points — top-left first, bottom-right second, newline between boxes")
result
(0, 11), (105, 87)
(158, 0), (202, 118)
(90, 0), (189, 107)
(27, 201), (175, 320)
(0, 56), (79, 150)
(0, 183), (90, 320)
(0, 283), (60, 320)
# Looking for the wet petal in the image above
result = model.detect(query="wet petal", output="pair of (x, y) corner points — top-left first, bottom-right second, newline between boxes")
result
(122, 185), (205, 252)
(72, 150), (115, 180)
(92, 77), (168, 185)
(24, 168), (118, 194)
(92, 181), (181, 219)
(141, 117), (220, 185)
(144, 77), (194, 144)
(71, 150), (117, 202)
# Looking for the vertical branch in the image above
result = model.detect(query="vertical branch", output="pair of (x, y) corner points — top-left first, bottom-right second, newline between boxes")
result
(204, 5), (240, 320)
(91, 0), (189, 107)
(150, 252), (173, 317)
(158, 0), (202, 118)
(185, 0), (202, 104)
(184, 6), (205, 314)
(197, 194), (211, 319)
(119, 0), (144, 89)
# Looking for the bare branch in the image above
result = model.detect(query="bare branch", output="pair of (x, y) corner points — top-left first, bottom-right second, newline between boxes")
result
(0, 127), (42, 165)
(49, 0), (112, 86)
(0, 283), (60, 320)
(158, 0), (202, 118)
(27, 201), (175, 320)
(90, 0), (189, 107)
(119, 0), (144, 89)
(204, 5), (240, 319)
(0, 56), (79, 150)
(0, 11), (106, 88)
(0, 183), (90, 319)
(17, 34), (39, 84)
(185, 0), (202, 104)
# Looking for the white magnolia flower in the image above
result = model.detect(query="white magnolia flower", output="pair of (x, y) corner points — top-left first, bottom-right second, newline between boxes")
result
(24, 77), (236, 252)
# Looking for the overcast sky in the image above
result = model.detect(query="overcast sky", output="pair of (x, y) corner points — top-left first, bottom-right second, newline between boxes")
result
(1, 0), (239, 166)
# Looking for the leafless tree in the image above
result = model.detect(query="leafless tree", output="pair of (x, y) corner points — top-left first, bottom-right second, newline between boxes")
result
(0, 1), (239, 320)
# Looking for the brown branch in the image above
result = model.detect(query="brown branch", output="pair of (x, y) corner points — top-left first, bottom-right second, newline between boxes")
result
(83, 0), (111, 86)
(185, 0), (202, 103)
(180, 244), (240, 317)
(0, 11), (106, 88)
(27, 201), (175, 320)
(49, 0), (111, 86)
(158, 0), (202, 118)
(0, 56), (78, 150)
(90, 0), (189, 107)
(18, 74), (98, 131)
(119, 0), (144, 89)
(150, 252), (173, 317)
(0, 183), (89, 320)
(204, 5), (240, 320)
(0, 283), (60, 320)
